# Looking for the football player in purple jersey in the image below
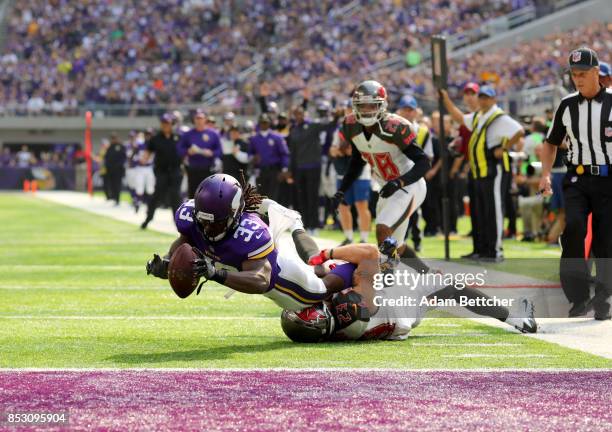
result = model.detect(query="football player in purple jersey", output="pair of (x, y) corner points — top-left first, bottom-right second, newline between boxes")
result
(146, 173), (365, 311)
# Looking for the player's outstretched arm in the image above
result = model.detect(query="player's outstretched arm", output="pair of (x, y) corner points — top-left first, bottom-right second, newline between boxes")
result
(309, 243), (379, 267)
(146, 235), (190, 279)
(194, 256), (272, 295)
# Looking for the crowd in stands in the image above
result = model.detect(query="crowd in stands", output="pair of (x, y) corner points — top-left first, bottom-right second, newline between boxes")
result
(1, 0), (537, 113)
(0, 144), (84, 168)
(398, 20), (612, 102)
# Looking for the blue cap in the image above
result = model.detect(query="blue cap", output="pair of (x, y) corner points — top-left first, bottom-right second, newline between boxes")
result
(398, 94), (418, 110)
(478, 85), (497, 98)
(599, 62), (611, 77)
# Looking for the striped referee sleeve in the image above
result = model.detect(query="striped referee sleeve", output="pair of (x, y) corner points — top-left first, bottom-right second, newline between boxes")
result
(546, 98), (569, 146)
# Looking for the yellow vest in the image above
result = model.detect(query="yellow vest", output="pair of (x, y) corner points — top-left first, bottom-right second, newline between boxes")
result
(468, 109), (509, 178)
(416, 124), (429, 148)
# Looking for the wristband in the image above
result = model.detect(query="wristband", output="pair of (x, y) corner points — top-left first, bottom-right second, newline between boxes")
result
(211, 268), (228, 284)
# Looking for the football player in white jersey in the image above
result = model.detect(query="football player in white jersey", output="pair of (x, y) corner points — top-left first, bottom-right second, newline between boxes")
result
(281, 238), (538, 342)
(334, 80), (431, 273)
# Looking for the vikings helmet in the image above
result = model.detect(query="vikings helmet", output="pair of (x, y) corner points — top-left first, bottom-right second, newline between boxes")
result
(280, 304), (335, 343)
(194, 174), (245, 242)
(352, 80), (388, 127)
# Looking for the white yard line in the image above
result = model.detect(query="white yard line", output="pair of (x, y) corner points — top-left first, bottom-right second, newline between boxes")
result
(30, 192), (612, 360)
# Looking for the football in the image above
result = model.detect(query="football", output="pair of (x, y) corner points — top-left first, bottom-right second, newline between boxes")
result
(168, 243), (200, 298)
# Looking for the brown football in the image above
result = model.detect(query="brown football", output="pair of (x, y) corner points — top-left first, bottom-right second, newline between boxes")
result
(168, 243), (200, 298)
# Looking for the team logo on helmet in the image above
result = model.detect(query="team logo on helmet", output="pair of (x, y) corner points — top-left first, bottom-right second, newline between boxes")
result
(572, 51), (581, 62)
(352, 80), (388, 127)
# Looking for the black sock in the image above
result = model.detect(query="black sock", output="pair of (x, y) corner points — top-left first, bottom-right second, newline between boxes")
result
(292, 229), (320, 264)
(399, 245), (430, 273)
(430, 285), (509, 321)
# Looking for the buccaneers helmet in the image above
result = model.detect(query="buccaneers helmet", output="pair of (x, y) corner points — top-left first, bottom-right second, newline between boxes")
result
(351, 80), (388, 127)
(280, 304), (335, 343)
(193, 174), (245, 241)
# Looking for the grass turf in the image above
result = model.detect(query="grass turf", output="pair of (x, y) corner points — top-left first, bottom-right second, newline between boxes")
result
(1, 193), (609, 369)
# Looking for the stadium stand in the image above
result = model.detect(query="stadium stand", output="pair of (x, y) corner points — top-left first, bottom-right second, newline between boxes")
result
(0, 0), (544, 113)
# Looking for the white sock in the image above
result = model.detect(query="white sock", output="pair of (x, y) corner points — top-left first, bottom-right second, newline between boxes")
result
(290, 218), (305, 233)
(258, 198), (275, 215)
(343, 230), (354, 241)
(360, 231), (369, 242)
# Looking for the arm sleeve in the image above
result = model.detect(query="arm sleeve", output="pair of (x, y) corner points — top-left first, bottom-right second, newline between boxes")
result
(546, 101), (567, 146)
(247, 137), (255, 156)
(258, 95), (268, 113)
(398, 144), (431, 186)
(339, 141), (366, 192)
(213, 133), (223, 159)
(277, 136), (290, 169)
(177, 133), (189, 158)
(392, 121), (430, 186)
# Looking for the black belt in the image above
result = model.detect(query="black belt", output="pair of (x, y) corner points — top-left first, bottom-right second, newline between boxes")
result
(568, 164), (611, 177)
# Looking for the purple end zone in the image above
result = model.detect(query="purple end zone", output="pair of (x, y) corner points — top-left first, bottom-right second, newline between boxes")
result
(1, 371), (611, 431)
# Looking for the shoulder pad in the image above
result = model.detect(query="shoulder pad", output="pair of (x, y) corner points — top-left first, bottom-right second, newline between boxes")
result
(175, 200), (196, 235)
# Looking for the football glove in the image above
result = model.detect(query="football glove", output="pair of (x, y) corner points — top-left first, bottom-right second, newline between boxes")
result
(146, 254), (169, 279)
(193, 255), (217, 280)
(379, 179), (402, 198)
(192, 249), (228, 284)
(331, 191), (346, 212)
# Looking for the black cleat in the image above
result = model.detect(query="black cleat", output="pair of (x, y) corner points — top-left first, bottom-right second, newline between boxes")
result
(568, 298), (593, 317)
(460, 252), (479, 260)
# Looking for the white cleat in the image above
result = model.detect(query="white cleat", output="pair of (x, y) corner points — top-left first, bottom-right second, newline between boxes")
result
(506, 298), (538, 333)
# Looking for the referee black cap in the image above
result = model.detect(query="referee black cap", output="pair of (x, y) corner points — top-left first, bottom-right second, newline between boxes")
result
(568, 47), (599, 70)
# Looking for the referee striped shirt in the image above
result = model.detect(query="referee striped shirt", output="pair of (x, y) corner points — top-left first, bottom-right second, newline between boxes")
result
(546, 87), (612, 165)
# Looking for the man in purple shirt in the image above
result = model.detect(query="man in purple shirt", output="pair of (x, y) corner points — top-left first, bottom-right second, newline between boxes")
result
(248, 113), (290, 201)
(178, 109), (223, 197)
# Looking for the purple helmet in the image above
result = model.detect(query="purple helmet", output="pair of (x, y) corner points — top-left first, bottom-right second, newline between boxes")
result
(194, 174), (245, 241)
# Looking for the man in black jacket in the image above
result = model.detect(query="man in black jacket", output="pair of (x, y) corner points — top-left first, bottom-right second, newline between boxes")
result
(141, 113), (184, 229)
(104, 134), (126, 206)
(287, 106), (342, 233)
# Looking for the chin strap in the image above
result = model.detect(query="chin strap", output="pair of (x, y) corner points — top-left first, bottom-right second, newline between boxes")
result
(377, 119), (393, 137)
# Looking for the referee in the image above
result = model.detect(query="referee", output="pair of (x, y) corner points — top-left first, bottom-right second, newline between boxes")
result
(539, 47), (612, 320)
(141, 113), (183, 230)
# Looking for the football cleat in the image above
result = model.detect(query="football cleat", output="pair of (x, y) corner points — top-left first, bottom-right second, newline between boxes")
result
(506, 298), (538, 333)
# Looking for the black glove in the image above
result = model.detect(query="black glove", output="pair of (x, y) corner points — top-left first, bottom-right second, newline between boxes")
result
(379, 179), (402, 198)
(331, 191), (346, 212)
(146, 254), (169, 279)
(193, 248), (228, 284)
(193, 256), (217, 280)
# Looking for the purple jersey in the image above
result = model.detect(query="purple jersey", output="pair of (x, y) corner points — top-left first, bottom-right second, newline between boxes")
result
(175, 200), (278, 287)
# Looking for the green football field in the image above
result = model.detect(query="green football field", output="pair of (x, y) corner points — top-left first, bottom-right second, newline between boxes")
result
(1, 193), (610, 369)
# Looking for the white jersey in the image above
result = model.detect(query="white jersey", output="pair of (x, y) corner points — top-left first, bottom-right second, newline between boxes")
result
(334, 264), (444, 341)
(340, 112), (418, 186)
